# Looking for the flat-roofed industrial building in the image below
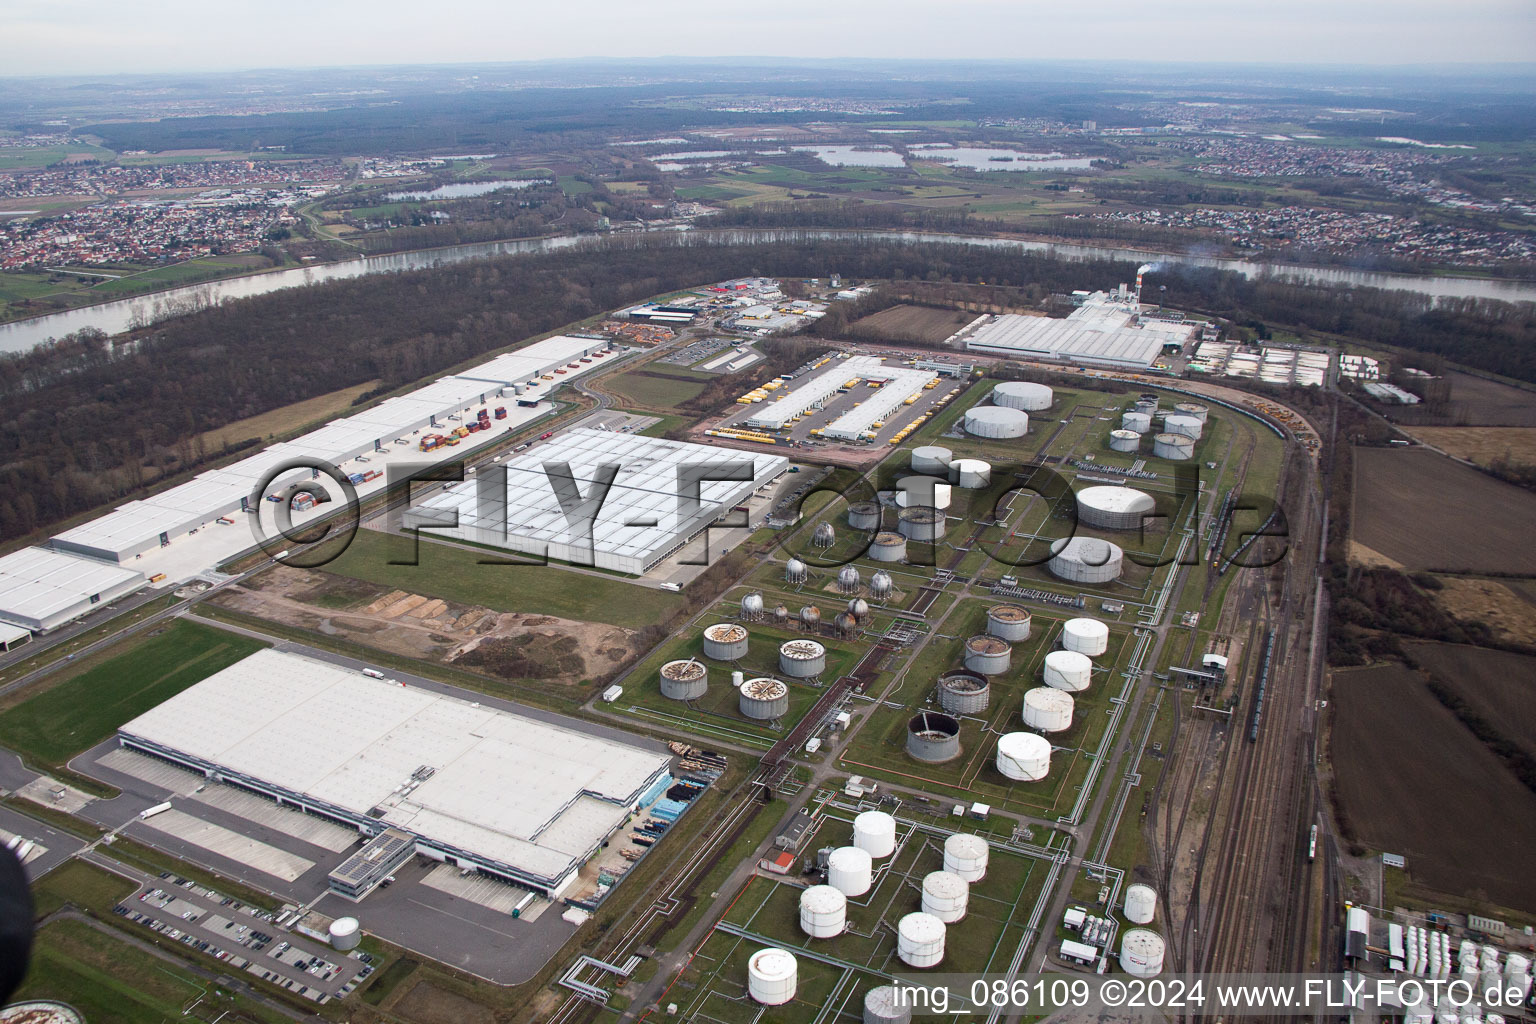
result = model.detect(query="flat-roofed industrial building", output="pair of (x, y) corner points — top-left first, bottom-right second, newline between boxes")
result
(963, 293), (1198, 369)
(0, 546), (146, 633)
(117, 649), (673, 899)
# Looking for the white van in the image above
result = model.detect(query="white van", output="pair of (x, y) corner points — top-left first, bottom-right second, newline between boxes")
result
(361, 668), (385, 679)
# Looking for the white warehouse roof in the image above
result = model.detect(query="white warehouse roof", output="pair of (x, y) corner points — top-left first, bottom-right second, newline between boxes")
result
(452, 335), (605, 385)
(410, 428), (787, 574)
(822, 364), (937, 440)
(744, 356), (864, 430)
(0, 547), (146, 632)
(118, 649), (671, 890)
(964, 293), (1198, 369)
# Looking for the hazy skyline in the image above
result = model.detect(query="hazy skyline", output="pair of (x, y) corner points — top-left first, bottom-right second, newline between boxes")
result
(5, 0), (1535, 77)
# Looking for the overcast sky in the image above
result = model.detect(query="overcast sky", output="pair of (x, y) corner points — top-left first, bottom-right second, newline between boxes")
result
(6, 0), (1535, 76)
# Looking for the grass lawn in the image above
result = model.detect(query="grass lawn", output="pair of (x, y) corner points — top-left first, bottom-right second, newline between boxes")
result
(604, 368), (710, 409)
(0, 620), (265, 765)
(312, 530), (683, 630)
(29, 859), (136, 919)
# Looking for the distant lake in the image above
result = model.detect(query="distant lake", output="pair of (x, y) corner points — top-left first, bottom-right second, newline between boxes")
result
(795, 145), (906, 168)
(384, 179), (548, 201)
(909, 145), (1094, 172)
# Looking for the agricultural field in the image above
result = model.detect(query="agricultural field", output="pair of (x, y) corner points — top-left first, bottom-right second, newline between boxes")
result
(1381, 372), (1536, 427)
(1350, 447), (1536, 573)
(0, 619), (265, 766)
(1405, 426), (1536, 467)
(1404, 641), (1536, 761)
(847, 304), (978, 345)
(1429, 577), (1536, 646)
(1329, 663), (1536, 914)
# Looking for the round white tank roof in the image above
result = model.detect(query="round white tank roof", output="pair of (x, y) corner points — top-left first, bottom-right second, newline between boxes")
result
(329, 917), (359, 936)
(898, 911), (947, 943)
(800, 884), (847, 913)
(1049, 535), (1125, 564)
(1063, 617), (1110, 642)
(1077, 485), (1155, 516)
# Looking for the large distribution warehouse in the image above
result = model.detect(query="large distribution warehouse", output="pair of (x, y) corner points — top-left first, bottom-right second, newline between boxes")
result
(0, 547), (146, 634)
(962, 292), (1198, 369)
(408, 428), (788, 574)
(117, 650), (673, 898)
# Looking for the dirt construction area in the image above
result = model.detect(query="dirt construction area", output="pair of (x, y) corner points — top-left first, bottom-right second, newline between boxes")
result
(1330, 663), (1536, 914)
(848, 303), (980, 344)
(209, 566), (638, 684)
(1351, 446), (1536, 573)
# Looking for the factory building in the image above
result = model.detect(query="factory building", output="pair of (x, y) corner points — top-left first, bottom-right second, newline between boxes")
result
(821, 365), (938, 440)
(0, 547), (146, 634)
(408, 428), (787, 575)
(117, 650), (672, 900)
(963, 292), (1198, 369)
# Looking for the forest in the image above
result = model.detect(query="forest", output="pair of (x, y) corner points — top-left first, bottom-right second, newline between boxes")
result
(2, 233), (1533, 545)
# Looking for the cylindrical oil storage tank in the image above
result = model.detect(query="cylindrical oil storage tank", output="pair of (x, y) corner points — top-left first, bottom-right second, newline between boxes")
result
(328, 917), (361, 951)
(937, 669), (990, 715)
(1043, 650), (1093, 692)
(992, 381), (1054, 411)
(897, 912), (946, 969)
(800, 605), (822, 631)
(869, 531), (908, 562)
(1122, 411), (1152, 433)
(1163, 413), (1203, 440)
(779, 640), (826, 679)
(986, 603), (1032, 642)
(848, 501), (882, 531)
(853, 810), (897, 859)
(702, 623), (749, 661)
(864, 985), (913, 1024)
(741, 592), (764, 621)
(827, 846), (873, 897)
(747, 947), (798, 1006)
(894, 476), (952, 510)
(838, 565), (862, 594)
(1108, 428), (1142, 453)
(1120, 929), (1166, 977)
(813, 521), (836, 548)
(921, 870), (970, 923)
(964, 406), (1029, 439)
(963, 634), (1011, 676)
(1173, 401), (1209, 423)
(943, 834), (989, 883)
(996, 732), (1051, 781)
(897, 506), (946, 542)
(1077, 485), (1156, 531)
(907, 711), (962, 763)
(799, 885), (847, 939)
(1022, 687), (1075, 733)
(1134, 397), (1159, 416)
(848, 597), (869, 618)
(1048, 536), (1124, 584)
(785, 557), (807, 584)
(1152, 432), (1195, 460)
(910, 445), (953, 476)
(1124, 884), (1157, 925)
(949, 458), (991, 489)
(739, 678), (789, 720)
(870, 571), (894, 601)
(1062, 617), (1110, 656)
(660, 659), (708, 700)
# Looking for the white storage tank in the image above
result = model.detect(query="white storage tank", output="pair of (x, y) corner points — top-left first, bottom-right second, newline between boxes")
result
(870, 571), (894, 600)
(1022, 687), (1075, 732)
(907, 711), (962, 763)
(773, 604), (790, 627)
(910, 445), (953, 476)
(996, 732), (1051, 781)
(814, 521), (837, 548)
(1120, 929), (1166, 977)
(949, 458), (992, 489)
(897, 912), (947, 969)
(897, 506), (946, 541)
(1163, 414), (1203, 440)
(1108, 428), (1142, 453)
(848, 597), (870, 618)
(785, 557), (808, 584)
(660, 659), (708, 700)
(739, 677), (789, 720)
(1076, 486), (1156, 531)
(703, 622), (749, 661)
(779, 640), (827, 678)
(937, 670), (990, 714)
(943, 833), (989, 882)
(864, 985), (914, 1024)
(827, 846), (873, 896)
(1124, 884), (1157, 925)
(894, 476), (952, 510)
(747, 947), (798, 1005)
(1173, 401), (1209, 423)
(799, 884), (847, 938)
(848, 501), (883, 531)
(741, 592), (764, 621)
(1048, 536), (1124, 584)
(1152, 432), (1195, 460)
(869, 532), (908, 562)
(986, 604), (1032, 642)
(921, 870), (970, 923)
(1062, 617), (1110, 656)
(992, 381), (1054, 411)
(854, 810), (897, 859)
(1043, 650), (1093, 692)
(964, 406), (1029, 438)
(1122, 411), (1153, 433)
(964, 634), (1012, 675)
(838, 565), (862, 594)
(328, 917), (361, 951)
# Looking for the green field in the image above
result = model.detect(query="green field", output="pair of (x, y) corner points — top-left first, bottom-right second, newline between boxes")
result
(0, 143), (117, 169)
(29, 859), (136, 919)
(605, 367), (710, 408)
(0, 620), (265, 765)
(312, 529), (683, 629)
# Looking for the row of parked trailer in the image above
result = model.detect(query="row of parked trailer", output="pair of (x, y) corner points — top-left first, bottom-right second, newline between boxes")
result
(4, 833), (35, 861)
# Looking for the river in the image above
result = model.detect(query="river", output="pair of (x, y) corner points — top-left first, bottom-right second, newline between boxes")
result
(2, 227), (1533, 355)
